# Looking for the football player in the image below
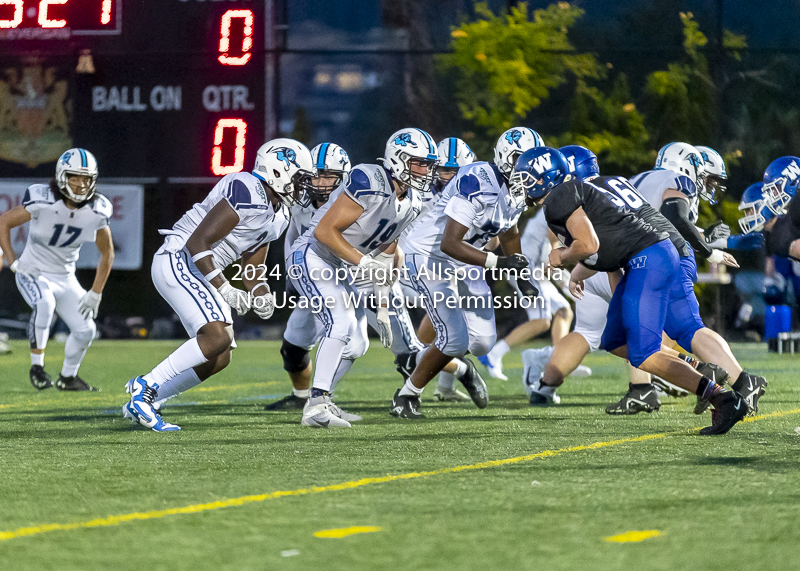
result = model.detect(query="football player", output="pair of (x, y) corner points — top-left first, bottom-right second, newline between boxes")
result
(625, 143), (766, 415)
(481, 145), (597, 382)
(0, 148), (114, 391)
(397, 136), (479, 402)
(392, 127), (543, 419)
(287, 128), (435, 428)
(516, 146), (753, 435)
(759, 156), (800, 297)
(124, 138), (313, 431)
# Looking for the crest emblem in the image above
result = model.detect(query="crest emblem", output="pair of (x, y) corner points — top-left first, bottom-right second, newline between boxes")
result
(394, 133), (417, 147)
(275, 147), (299, 168)
(505, 130), (522, 148)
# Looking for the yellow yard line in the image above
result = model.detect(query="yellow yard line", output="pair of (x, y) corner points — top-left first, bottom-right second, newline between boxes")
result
(314, 526), (382, 538)
(2, 408), (797, 542)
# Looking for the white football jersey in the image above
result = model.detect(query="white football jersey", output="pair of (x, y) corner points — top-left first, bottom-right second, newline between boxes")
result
(284, 201), (317, 254)
(160, 171), (289, 269)
(296, 164), (422, 267)
(397, 182), (443, 253)
(630, 169), (699, 223)
(19, 184), (112, 275)
(402, 161), (524, 263)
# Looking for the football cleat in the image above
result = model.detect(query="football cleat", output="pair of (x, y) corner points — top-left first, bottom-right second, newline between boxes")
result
(731, 372), (767, 416)
(125, 376), (180, 432)
(55, 374), (99, 392)
(605, 383), (660, 415)
(329, 402), (362, 422)
(29, 365), (53, 390)
(699, 391), (749, 435)
(264, 393), (308, 411)
(459, 358), (489, 409)
(301, 395), (351, 428)
(651, 377), (690, 398)
(390, 389), (425, 419)
(477, 352), (508, 381)
(521, 346), (554, 396)
(433, 387), (471, 402)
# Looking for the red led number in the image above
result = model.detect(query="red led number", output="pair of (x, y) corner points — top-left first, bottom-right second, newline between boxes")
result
(39, 0), (68, 28)
(218, 9), (253, 66)
(211, 119), (248, 176)
(0, 0), (23, 29)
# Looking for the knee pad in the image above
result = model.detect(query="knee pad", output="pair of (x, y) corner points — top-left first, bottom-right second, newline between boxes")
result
(71, 321), (96, 345)
(280, 339), (310, 373)
(343, 334), (368, 360)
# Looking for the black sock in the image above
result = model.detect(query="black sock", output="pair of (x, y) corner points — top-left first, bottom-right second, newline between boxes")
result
(679, 353), (699, 367)
(310, 388), (329, 398)
(696, 376), (724, 401)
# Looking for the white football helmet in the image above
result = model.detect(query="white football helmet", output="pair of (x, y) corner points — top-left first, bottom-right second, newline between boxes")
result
(252, 138), (314, 207)
(307, 142), (352, 203)
(56, 148), (98, 203)
(695, 145), (727, 204)
(382, 128), (439, 194)
(655, 142), (706, 197)
(435, 137), (475, 188)
(494, 127), (544, 176)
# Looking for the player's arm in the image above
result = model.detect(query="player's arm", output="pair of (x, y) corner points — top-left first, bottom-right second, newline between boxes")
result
(90, 227), (114, 293)
(0, 205), (31, 267)
(314, 192), (365, 266)
(790, 239), (800, 261)
(498, 224), (523, 257)
(567, 262), (597, 299)
(660, 190), (713, 257)
(240, 244), (269, 293)
(186, 200), (240, 288)
(549, 207), (599, 268)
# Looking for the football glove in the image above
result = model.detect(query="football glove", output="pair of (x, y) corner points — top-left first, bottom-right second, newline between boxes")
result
(374, 283), (393, 348)
(217, 280), (248, 315)
(704, 221), (731, 244)
(517, 278), (539, 299)
(252, 283), (275, 320)
(497, 253), (529, 270)
(357, 254), (393, 287)
(78, 290), (102, 319)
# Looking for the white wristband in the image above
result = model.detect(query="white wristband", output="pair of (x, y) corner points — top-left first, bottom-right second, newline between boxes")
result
(484, 252), (498, 269)
(204, 268), (222, 281)
(9, 259), (19, 273)
(191, 250), (214, 263)
(707, 249), (724, 264)
(252, 282), (269, 295)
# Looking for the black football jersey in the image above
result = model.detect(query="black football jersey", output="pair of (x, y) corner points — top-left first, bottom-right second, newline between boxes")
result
(543, 175), (668, 271)
(766, 196), (800, 260)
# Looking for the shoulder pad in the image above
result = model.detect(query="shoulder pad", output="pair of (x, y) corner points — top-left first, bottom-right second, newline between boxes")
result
(673, 175), (697, 198)
(345, 165), (388, 200)
(23, 184), (56, 207)
(456, 166), (499, 205)
(92, 193), (114, 218)
(224, 174), (270, 210)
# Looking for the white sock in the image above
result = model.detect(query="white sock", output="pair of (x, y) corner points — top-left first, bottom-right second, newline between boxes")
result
(330, 359), (354, 393)
(311, 337), (346, 393)
(489, 340), (510, 360)
(143, 337), (208, 388)
(293, 388), (310, 398)
(399, 378), (423, 397)
(31, 353), (44, 367)
(437, 371), (456, 391)
(61, 333), (93, 377)
(453, 359), (468, 379)
(154, 368), (202, 400)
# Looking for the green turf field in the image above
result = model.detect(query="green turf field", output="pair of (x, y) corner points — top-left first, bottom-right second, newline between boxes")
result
(0, 339), (799, 570)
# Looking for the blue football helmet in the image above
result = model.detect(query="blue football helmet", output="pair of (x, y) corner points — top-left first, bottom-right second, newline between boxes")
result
(559, 145), (599, 180)
(738, 182), (775, 234)
(509, 146), (570, 204)
(763, 156), (800, 213)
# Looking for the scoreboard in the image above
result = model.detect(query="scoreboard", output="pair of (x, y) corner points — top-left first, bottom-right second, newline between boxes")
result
(0, 0), (272, 179)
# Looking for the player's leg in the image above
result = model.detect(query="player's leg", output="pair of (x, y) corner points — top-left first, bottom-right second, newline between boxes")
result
(665, 254), (765, 413)
(291, 246), (358, 428)
(51, 273), (99, 391)
(126, 249), (234, 432)
(16, 272), (56, 389)
(607, 242), (747, 434)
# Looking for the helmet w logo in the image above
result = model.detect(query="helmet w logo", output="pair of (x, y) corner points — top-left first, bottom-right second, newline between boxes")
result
(505, 130), (522, 148)
(60, 151), (72, 165)
(275, 148), (299, 168)
(531, 153), (552, 174)
(782, 161), (800, 181)
(394, 133), (417, 147)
